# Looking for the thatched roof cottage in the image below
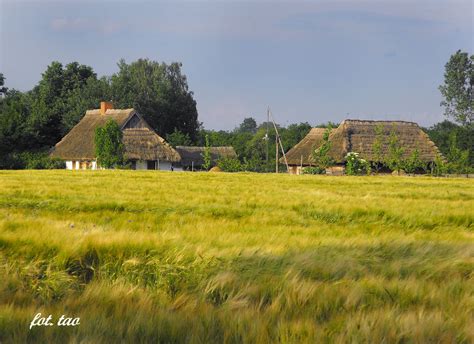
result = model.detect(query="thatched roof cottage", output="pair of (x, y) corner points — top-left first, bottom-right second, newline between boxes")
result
(283, 119), (442, 175)
(51, 102), (180, 170)
(175, 146), (237, 171)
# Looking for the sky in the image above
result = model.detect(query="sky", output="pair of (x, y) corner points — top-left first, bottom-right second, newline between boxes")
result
(0, 0), (473, 130)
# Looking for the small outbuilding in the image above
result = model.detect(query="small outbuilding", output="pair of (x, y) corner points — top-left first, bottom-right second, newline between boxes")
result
(50, 102), (180, 170)
(284, 119), (442, 175)
(175, 146), (237, 171)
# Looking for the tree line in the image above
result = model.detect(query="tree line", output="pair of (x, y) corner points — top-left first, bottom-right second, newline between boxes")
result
(0, 59), (199, 168)
(0, 50), (472, 172)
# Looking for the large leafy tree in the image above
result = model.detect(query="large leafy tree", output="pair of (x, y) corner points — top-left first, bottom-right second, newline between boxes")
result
(94, 119), (124, 168)
(28, 61), (104, 147)
(0, 90), (30, 157)
(0, 73), (8, 96)
(426, 120), (474, 166)
(439, 50), (474, 125)
(110, 59), (199, 139)
(238, 117), (257, 133)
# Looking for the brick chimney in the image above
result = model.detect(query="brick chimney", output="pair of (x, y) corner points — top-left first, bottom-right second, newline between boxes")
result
(100, 101), (113, 115)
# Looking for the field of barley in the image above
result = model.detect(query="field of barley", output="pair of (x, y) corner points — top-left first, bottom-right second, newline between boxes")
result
(0, 170), (472, 343)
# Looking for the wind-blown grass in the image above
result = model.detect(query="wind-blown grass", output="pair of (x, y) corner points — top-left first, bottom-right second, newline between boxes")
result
(0, 170), (472, 343)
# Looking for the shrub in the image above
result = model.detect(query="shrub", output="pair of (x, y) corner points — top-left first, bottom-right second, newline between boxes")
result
(345, 152), (371, 175)
(217, 157), (243, 172)
(19, 151), (65, 169)
(302, 166), (326, 175)
(403, 149), (425, 174)
(431, 155), (448, 176)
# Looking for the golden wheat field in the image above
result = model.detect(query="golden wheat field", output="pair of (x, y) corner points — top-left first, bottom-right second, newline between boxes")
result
(0, 170), (473, 343)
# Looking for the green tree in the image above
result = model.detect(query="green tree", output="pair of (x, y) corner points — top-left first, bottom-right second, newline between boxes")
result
(439, 50), (474, 125)
(27, 61), (101, 148)
(166, 128), (191, 147)
(94, 119), (124, 168)
(110, 59), (199, 139)
(403, 148), (424, 174)
(202, 134), (212, 170)
(0, 73), (8, 96)
(61, 76), (111, 133)
(0, 90), (31, 165)
(426, 120), (474, 166)
(446, 132), (470, 173)
(386, 127), (405, 173)
(238, 117), (257, 133)
(310, 127), (333, 172)
(372, 123), (385, 173)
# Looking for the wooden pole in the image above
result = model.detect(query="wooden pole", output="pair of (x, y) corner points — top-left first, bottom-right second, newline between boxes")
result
(266, 107), (269, 165)
(268, 108), (289, 172)
(275, 134), (279, 173)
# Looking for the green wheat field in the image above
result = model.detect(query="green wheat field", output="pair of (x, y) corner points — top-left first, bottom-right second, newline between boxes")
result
(0, 170), (473, 343)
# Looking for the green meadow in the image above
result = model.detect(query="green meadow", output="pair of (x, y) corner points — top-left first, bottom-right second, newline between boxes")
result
(0, 170), (472, 343)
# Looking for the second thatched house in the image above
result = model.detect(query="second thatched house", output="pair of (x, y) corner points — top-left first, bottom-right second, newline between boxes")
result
(175, 146), (237, 171)
(50, 102), (180, 170)
(283, 119), (442, 175)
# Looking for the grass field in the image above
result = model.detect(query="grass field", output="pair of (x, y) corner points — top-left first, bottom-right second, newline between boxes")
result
(0, 170), (473, 343)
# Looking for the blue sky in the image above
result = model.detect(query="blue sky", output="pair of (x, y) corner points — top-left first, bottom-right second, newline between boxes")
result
(0, 0), (472, 130)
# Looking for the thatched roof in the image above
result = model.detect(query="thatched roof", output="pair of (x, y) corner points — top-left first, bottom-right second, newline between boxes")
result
(175, 146), (237, 167)
(51, 108), (180, 162)
(284, 128), (335, 165)
(123, 128), (180, 162)
(284, 120), (441, 165)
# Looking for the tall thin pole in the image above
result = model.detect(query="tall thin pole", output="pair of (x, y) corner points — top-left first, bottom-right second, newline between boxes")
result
(266, 107), (269, 164)
(268, 108), (289, 173)
(275, 134), (279, 173)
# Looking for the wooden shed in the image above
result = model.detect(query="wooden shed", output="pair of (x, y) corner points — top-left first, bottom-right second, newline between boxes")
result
(175, 146), (237, 171)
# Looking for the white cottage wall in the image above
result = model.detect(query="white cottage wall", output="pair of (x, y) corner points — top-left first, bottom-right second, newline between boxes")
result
(136, 161), (148, 170)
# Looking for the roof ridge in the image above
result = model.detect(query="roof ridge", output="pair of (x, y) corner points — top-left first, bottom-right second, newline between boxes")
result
(343, 119), (419, 126)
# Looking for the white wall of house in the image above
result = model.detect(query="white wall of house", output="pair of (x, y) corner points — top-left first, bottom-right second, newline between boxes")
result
(66, 159), (179, 171)
(136, 161), (148, 170)
(158, 161), (172, 171)
(133, 160), (177, 171)
(66, 160), (98, 170)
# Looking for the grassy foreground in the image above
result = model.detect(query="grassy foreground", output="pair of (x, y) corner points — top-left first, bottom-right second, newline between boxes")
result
(0, 170), (472, 343)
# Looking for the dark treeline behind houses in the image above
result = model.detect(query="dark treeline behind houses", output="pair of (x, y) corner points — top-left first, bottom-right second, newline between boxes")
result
(0, 53), (473, 171)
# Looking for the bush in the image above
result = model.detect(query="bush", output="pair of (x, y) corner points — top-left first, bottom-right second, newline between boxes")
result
(345, 152), (371, 175)
(431, 155), (448, 176)
(217, 157), (243, 172)
(8, 151), (66, 169)
(302, 166), (326, 175)
(403, 149), (426, 174)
